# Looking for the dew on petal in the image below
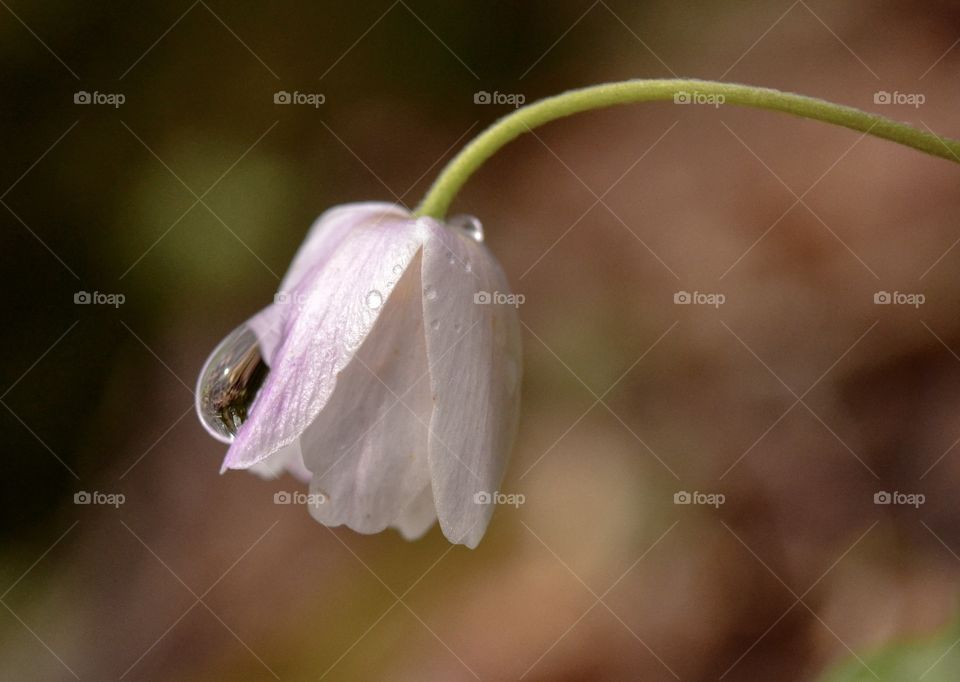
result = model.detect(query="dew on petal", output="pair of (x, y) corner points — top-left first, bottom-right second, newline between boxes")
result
(196, 323), (269, 443)
(430, 319), (440, 330)
(449, 214), (484, 243)
(392, 263), (404, 276)
(365, 289), (383, 310)
(453, 322), (462, 333)
(424, 285), (438, 301)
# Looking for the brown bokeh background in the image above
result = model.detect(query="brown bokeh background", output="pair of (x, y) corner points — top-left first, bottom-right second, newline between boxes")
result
(3, 1), (960, 680)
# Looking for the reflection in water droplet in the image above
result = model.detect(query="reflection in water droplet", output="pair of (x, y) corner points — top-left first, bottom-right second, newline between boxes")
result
(449, 214), (484, 242)
(196, 324), (269, 443)
(366, 290), (383, 309)
(424, 285), (438, 301)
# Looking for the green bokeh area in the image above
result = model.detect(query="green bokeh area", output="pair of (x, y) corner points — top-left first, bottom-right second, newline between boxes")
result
(821, 619), (960, 681)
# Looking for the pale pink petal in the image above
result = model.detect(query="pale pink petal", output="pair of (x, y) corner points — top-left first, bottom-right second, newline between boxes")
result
(419, 219), (522, 548)
(302, 252), (432, 533)
(248, 441), (311, 483)
(390, 485), (438, 541)
(247, 202), (406, 365)
(222, 211), (428, 471)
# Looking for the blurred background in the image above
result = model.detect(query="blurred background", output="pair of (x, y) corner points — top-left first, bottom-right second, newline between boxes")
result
(3, 1), (960, 680)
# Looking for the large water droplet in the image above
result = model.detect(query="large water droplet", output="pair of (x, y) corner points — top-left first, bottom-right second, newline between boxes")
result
(196, 324), (269, 443)
(365, 289), (383, 310)
(449, 214), (484, 243)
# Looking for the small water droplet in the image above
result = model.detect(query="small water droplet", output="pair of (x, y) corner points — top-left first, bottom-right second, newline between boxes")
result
(464, 261), (473, 273)
(449, 214), (484, 242)
(196, 324), (269, 443)
(453, 322), (462, 333)
(424, 285), (438, 301)
(392, 264), (404, 275)
(430, 319), (440, 330)
(446, 250), (456, 265)
(365, 290), (383, 310)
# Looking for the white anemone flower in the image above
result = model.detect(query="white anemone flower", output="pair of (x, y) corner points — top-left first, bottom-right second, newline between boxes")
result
(196, 203), (522, 548)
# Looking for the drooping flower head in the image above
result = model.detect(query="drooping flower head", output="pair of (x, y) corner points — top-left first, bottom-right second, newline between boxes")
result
(196, 203), (521, 548)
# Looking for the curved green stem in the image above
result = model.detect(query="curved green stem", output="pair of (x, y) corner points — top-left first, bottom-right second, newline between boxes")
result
(415, 78), (960, 220)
